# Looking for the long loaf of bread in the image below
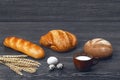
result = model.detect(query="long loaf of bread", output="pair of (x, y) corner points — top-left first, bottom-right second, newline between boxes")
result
(3, 36), (45, 59)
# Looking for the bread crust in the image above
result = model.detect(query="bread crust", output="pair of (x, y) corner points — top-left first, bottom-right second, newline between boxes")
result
(3, 36), (45, 59)
(83, 38), (113, 59)
(40, 30), (77, 52)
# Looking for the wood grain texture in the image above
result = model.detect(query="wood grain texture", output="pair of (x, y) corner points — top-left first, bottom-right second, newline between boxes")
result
(0, 0), (120, 22)
(0, 22), (119, 80)
(0, 0), (119, 80)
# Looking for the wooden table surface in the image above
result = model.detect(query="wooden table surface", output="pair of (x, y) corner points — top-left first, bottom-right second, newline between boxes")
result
(0, 22), (119, 80)
(0, 0), (120, 80)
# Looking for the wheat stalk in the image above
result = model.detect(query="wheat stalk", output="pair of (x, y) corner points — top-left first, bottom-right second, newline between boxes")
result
(0, 55), (27, 58)
(5, 63), (23, 75)
(0, 57), (40, 65)
(0, 58), (40, 67)
(22, 67), (37, 73)
(0, 55), (40, 75)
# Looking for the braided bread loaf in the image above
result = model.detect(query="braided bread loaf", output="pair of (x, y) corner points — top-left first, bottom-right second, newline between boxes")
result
(3, 36), (45, 59)
(40, 30), (77, 52)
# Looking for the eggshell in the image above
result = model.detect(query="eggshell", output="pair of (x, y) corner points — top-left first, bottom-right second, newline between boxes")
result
(49, 64), (55, 70)
(56, 63), (64, 69)
(47, 56), (59, 65)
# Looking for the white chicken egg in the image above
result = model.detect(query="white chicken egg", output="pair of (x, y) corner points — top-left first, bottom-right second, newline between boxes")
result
(47, 56), (59, 65)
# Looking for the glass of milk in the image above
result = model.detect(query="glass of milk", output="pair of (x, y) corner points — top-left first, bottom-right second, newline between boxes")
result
(73, 52), (98, 71)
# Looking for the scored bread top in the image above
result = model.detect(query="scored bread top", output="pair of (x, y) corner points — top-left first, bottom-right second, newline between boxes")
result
(3, 36), (45, 59)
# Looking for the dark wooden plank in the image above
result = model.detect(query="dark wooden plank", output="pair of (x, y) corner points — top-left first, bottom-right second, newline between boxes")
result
(0, 22), (119, 80)
(0, 0), (120, 22)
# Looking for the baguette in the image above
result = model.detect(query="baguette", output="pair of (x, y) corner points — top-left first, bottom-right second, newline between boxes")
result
(3, 36), (45, 59)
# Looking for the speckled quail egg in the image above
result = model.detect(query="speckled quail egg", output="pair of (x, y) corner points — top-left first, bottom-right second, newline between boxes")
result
(49, 64), (56, 71)
(56, 63), (64, 69)
(47, 56), (59, 65)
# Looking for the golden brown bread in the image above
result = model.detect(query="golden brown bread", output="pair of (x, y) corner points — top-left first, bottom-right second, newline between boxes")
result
(40, 30), (77, 52)
(3, 36), (45, 59)
(83, 38), (113, 59)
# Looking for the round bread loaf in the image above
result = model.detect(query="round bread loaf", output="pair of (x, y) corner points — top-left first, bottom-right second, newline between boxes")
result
(83, 38), (113, 59)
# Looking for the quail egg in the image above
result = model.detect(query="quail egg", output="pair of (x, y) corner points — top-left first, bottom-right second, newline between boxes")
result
(56, 63), (64, 69)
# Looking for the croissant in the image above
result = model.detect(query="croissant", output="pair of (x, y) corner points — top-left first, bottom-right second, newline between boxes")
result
(40, 30), (77, 52)
(3, 36), (45, 59)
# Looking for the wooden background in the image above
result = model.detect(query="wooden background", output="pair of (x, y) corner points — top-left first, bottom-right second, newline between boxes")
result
(0, 0), (120, 80)
(0, 0), (120, 22)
